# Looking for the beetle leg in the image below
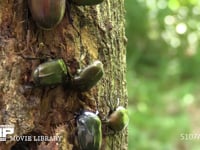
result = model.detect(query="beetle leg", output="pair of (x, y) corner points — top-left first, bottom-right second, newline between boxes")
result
(105, 97), (115, 112)
(17, 53), (51, 61)
(24, 83), (35, 91)
(18, 53), (41, 60)
(66, 0), (73, 25)
(101, 117), (109, 124)
(95, 98), (100, 113)
(25, 1), (32, 52)
(103, 129), (116, 136)
(46, 86), (57, 96)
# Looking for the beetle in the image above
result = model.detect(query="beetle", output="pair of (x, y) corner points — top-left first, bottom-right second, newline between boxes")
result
(32, 59), (104, 91)
(28, 0), (66, 29)
(33, 59), (69, 86)
(71, 0), (104, 6)
(107, 106), (129, 131)
(76, 111), (102, 150)
(71, 60), (104, 91)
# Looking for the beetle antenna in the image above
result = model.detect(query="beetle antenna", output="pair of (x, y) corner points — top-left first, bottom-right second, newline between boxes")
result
(17, 52), (51, 61)
(95, 110), (99, 115)
(116, 98), (120, 107)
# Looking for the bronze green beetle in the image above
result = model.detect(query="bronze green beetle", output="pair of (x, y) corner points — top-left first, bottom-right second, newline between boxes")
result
(107, 106), (129, 131)
(33, 59), (69, 86)
(71, 60), (104, 91)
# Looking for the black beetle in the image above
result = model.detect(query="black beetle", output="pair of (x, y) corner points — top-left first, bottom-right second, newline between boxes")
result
(76, 111), (102, 150)
(28, 0), (66, 29)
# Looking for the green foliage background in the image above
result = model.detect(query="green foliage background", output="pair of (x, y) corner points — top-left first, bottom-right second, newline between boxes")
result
(125, 0), (200, 149)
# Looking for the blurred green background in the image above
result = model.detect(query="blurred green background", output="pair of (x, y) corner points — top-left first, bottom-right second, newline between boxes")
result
(125, 0), (200, 149)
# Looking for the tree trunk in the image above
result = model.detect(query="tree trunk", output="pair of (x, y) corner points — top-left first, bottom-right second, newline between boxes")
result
(0, 0), (127, 150)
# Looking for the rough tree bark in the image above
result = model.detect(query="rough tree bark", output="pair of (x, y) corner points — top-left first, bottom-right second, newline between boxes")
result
(0, 0), (127, 150)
